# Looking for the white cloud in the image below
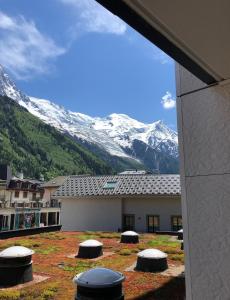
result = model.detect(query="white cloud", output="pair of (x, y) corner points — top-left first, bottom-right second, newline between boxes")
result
(0, 11), (66, 80)
(152, 46), (172, 64)
(161, 91), (176, 109)
(60, 0), (127, 36)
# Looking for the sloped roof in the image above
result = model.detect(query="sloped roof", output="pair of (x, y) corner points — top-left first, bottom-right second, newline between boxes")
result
(53, 174), (180, 198)
(41, 176), (67, 188)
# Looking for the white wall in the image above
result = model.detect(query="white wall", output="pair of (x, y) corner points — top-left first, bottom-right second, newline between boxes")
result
(60, 196), (181, 232)
(177, 64), (230, 300)
(123, 196), (181, 231)
(60, 197), (122, 231)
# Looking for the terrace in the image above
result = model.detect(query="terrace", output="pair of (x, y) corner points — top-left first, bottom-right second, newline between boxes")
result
(0, 231), (185, 299)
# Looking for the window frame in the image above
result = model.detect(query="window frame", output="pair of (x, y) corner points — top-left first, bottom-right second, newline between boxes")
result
(171, 215), (183, 231)
(23, 191), (28, 198)
(103, 181), (117, 189)
(122, 214), (135, 231)
(14, 191), (20, 198)
(146, 215), (160, 233)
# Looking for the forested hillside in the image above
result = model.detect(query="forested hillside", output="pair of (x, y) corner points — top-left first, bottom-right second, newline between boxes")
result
(0, 96), (112, 179)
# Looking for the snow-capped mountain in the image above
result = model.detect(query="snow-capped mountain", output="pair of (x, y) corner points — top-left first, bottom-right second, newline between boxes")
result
(0, 64), (179, 173)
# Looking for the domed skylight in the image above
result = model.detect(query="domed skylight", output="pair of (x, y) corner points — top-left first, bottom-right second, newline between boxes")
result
(79, 240), (103, 247)
(0, 246), (34, 258)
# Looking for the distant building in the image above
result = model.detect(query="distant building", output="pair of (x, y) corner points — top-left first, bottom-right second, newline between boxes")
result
(54, 173), (182, 232)
(0, 165), (63, 233)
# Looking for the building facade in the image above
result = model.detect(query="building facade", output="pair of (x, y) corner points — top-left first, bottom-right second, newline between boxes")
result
(0, 166), (62, 232)
(54, 173), (181, 232)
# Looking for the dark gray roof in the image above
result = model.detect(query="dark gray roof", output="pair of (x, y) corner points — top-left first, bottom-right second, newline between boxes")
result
(41, 176), (67, 188)
(53, 174), (181, 198)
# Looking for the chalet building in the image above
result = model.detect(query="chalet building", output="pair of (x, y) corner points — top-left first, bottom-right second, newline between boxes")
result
(54, 172), (182, 233)
(0, 165), (63, 233)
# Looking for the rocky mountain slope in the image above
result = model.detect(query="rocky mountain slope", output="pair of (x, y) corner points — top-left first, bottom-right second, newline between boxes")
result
(0, 64), (179, 173)
(0, 95), (112, 179)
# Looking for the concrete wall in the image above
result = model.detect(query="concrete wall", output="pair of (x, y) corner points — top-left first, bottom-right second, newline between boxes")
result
(60, 195), (181, 232)
(60, 197), (122, 231)
(123, 196), (181, 232)
(176, 64), (230, 299)
(43, 187), (57, 202)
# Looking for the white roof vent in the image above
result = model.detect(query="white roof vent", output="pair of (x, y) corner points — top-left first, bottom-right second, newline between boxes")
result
(121, 231), (139, 236)
(79, 240), (103, 247)
(137, 249), (167, 259)
(0, 246), (34, 258)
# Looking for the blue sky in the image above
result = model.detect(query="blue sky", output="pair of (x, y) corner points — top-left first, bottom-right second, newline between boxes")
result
(0, 0), (177, 128)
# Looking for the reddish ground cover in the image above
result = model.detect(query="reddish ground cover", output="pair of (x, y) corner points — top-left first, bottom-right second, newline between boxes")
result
(0, 232), (185, 300)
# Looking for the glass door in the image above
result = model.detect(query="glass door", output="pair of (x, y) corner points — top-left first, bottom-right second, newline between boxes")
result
(147, 215), (160, 232)
(171, 216), (182, 231)
(123, 214), (135, 231)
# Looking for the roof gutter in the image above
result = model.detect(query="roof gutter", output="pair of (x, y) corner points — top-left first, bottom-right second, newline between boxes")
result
(95, 0), (217, 85)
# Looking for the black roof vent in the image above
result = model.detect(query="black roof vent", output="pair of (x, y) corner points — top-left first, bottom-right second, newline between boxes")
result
(74, 267), (125, 299)
(77, 240), (103, 259)
(0, 246), (34, 287)
(120, 231), (139, 244)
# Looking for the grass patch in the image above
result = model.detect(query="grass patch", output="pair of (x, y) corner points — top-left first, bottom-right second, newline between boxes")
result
(131, 248), (139, 253)
(119, 249), (132, 256)
(98, 232), (120, 239)
(148, 235), (179, 248)
(138, 244), (146, 251)
(0, 239), (42, 250)
(63, 261), (96, 273)
(0, 290), (21, 300)
(170, 254), (184, 262)
(40, 283), (59, 300)
(36, 246), (60, 254)
(78, 234), (98, 241)
(38, 232), (65, 240)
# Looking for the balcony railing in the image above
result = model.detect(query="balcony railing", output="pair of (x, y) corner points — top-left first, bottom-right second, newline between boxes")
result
(0, 199), (61, 209)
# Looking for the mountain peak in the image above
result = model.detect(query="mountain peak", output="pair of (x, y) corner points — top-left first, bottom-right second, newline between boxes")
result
(0, 64), (179, 172)
(0, 65), (29, 104)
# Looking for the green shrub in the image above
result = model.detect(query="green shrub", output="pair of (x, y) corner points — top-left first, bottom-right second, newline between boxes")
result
(0, 290), (20, 300)
(99, 232), (120, 239)
(138, 244), (146, 251)
(171, 254), (184, 262)
(119, 249), (131, 256)
(131, 248), (139, 253)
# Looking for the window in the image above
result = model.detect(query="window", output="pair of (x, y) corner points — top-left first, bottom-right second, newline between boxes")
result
(0, 215), (9, 230)
(23, 191), (28, 198)
(14, 191), (19, 198)
(171, 216), (182, 231)
(32, 192), (36, 200)
(103, 181), (117, 189)
(147, 215), (160, 232)
(10, 214), (15, 230)
(123, 214), (135, 231)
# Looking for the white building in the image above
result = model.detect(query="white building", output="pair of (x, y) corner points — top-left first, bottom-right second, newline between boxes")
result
(0, 166), (64, 233)
(54, 173), (181, 232)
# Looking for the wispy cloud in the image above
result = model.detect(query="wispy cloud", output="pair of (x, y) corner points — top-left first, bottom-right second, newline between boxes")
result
(60, 0), (127, 37)
(0, 11), (66, 80)
(161, 91), (176, 109)
(152, 45), (172, 65)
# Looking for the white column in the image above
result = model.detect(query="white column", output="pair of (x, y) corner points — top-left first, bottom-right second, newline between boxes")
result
(176, 64), (230, 300)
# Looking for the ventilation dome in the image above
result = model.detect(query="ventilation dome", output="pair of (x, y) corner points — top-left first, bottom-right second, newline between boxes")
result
(120, 231), (139, 244)
(0, 246), (34, 287)
(0, 246), (34, 258)
(79, 240), (103, 247)
(77, 239), (103, 259)
(178, 229), (183, 240)
(74, 268), (125, 300)
(136, 248), (168, 272)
